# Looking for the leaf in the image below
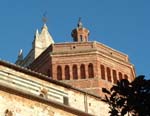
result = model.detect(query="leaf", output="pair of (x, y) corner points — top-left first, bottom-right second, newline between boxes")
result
(102, 88), (110, 94)
(121, 108), (128, 115)
(117, 98), (126, 107)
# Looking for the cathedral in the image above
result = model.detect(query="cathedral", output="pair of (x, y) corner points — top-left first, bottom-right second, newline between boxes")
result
(0, 19), (135, 116)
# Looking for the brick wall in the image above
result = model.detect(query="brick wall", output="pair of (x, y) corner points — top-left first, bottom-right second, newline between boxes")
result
(29, 41), (135, 97)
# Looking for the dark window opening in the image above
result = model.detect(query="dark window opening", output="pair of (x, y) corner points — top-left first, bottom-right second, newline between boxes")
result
(107, 67), (112, 82)
(113, 70), (117, 84)
(63, 96), (69, 105)
(57, 66), (62, 80)
(65, 65), (70, 80)
(73, 65), (78, 79)
(101, 65), (105, 80)
(88, 63), (94, 78)
(80, 64), (86, 79)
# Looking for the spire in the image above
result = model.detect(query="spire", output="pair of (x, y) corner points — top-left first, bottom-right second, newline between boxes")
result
(15, 49), (23, 65)
(18, 49), (23, 60)
(33, 29), (39, 48)
(41, 23), (48, 31)
(34, 29), (39, 39)
(40, 23), (54, 45)
(36, 29), (39, 36)
(77, 17), (83, 28)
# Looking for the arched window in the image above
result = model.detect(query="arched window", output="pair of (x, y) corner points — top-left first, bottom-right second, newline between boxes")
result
(101, 65), (105, 80)
(88, 63), (94, 78)
(118, 72), (123, 81)
(65, 65), (70, 80)
(57, 66), (62, 80)
(80, 64), (86, 79)
(73, 65), (78, 79)
(107, 67), (112, 82)
(124, 74), (128, 80)
(113, 70), (117, 84)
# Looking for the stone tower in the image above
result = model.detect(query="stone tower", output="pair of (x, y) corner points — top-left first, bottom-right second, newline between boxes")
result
(29, 19), (135, 97)
(16, 23), (54, 67)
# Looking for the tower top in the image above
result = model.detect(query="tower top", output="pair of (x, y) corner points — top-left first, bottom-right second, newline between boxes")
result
(71, 18), (90, 42)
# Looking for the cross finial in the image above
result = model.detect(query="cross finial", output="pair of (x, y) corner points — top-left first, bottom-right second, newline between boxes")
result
(42, 11), (47, 24)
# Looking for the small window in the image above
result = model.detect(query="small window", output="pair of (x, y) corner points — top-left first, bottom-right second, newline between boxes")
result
(63, 96), (69, 105)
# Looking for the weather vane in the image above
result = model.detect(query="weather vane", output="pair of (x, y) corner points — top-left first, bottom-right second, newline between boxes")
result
(42, 11), (48, 24)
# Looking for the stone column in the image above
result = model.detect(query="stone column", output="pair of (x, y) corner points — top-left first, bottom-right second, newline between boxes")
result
(70, 64), (73, 80)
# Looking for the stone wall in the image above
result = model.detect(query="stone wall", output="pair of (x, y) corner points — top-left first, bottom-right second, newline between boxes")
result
(0, 90), (77, 116)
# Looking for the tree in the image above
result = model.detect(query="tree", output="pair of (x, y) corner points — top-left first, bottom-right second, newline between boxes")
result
(102, 75), (150, 116)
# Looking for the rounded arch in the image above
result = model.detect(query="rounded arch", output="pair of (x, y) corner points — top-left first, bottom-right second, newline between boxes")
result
(124, 74), (128, 80)
(88, 63), (94, 78)
(80, 64), (86, 79)
(107, 67), (112, 82)
(73, 65), (78, 79)
(100, 65), (105, 80)
(57, 65), (62, 80)
(65, 65), (70, 80)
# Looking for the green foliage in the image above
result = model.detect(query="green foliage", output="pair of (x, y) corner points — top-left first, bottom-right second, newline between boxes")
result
(102, 75), (150, 116)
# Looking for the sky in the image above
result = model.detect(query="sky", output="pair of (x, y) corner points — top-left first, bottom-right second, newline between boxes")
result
(0, 0), (150, 79)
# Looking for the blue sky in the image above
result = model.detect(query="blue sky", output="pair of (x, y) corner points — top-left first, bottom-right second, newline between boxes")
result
(0, 0), (150, 79)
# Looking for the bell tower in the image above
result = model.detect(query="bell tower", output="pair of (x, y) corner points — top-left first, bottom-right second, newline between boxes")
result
(71, 18), (90, 42)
